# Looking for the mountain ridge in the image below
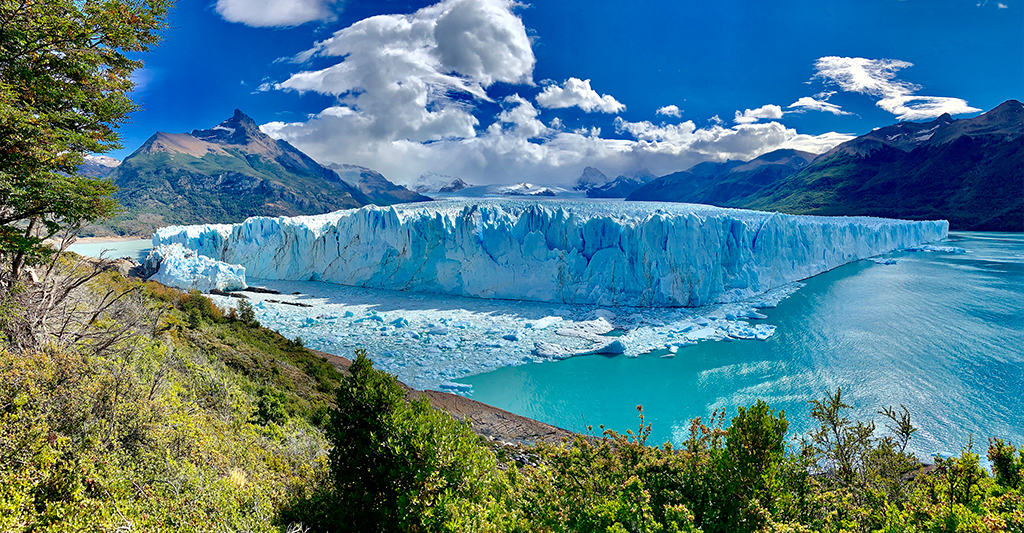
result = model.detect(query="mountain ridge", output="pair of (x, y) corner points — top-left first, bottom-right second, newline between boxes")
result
(92, 110), (428, 236)
(626, 149), (816, 206)
(626, 100), (1022, 231)
(744, 100), (1023, 230)
(327, 163), (432, 205)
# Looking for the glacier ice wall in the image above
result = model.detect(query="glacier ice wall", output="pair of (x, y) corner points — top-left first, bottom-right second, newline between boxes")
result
(145, 243), (247, 292)
(153, 200), (948, 307)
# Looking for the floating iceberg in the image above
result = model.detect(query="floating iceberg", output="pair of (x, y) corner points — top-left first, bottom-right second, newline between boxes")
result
(206, 277), (803, 391)
(904, 244), (966, 254)
(145, 244), (247, 292)
(154, 199), (947, 308)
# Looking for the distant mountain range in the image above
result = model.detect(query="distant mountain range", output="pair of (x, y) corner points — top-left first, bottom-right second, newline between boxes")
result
(411, 173), (474, 194)
(78, 155), (120, 178)
(88, 110), (428, 236)
(327, 163), (431, 205)
(742, 100), (1022, 230)
(439, 178), (472, 193)
(618, 99), (1021, 231)
(626, 149), (816, 207)
(581, 168), (657, 198)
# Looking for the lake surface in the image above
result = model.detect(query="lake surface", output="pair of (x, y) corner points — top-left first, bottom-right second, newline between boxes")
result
(72, 232), (1024, 459)
(462, 232), (1024, 458)
(68, 239), (152, 262)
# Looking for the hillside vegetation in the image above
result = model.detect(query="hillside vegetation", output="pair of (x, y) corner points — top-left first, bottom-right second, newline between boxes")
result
(1, 253), (1022, 532)
(97, 110), (372, 237)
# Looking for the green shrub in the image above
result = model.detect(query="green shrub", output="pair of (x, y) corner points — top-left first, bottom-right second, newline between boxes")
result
(236, 299), (259, 327)
(256, 387), (290, 425)
(989, 439), (1023, 490)
(304, 349), (513, 532)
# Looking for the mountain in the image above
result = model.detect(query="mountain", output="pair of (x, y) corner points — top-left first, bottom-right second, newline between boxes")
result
(744, 100), (1023, 231)
(102, 110), (373, 235)
(574, 166), (612, 190)
(825, 114), (957, 158)
(78, 155), (121, 178)
(327, 163), (431, 205)
(439, 178), (472, 193)
(585, 168), (657, 198)
(412, 172), (461, 193)
(625, 100), (1022, 231)
(628, 149), (816, 206)
(496, 182), (563, 196)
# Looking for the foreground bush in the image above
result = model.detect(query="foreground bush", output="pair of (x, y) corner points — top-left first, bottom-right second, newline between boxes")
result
(0, 270), (331, 532)
(281, 350), (521, 532)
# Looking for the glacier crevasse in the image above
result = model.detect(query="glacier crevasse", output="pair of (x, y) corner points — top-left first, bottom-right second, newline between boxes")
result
(153, 200), (947, 307)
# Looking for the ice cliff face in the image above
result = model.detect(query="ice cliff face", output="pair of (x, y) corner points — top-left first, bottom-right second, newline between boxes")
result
(153, 200), (948, 307)
(145, 243), (247, 292)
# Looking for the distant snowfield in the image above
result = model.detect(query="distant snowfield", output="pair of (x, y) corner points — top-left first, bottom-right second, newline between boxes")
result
(154, 199), (948, 391)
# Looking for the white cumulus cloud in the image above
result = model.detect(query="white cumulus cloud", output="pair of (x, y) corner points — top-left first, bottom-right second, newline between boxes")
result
(733, 104), (784, 124)
(655, 105), (682, 118)
(269, 0), (533, 143)
(788, 96), (853, 116)
(492, 94), (549, 138)
(259, 0), (854, 186)
(535, 78), (626, 113)
(614, 117), (852, 162)
(811, 56), (980, 121)
(215, 0), (341, 27)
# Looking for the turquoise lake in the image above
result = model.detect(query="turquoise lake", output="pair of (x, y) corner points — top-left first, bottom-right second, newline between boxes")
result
(68, 239), (152, 262)
(71, 232), (1024, 459)
(461, 232), (1024, 458)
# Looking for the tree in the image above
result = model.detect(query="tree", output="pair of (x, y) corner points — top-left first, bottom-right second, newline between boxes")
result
(322, 349), (509, 532)
(0, 0), (170, 281)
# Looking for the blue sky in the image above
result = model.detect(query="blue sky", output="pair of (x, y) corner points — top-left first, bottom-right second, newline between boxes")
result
(114, 0), (1022, 185)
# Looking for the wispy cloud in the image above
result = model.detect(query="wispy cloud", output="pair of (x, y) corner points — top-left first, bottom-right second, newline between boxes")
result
(130, 68), (154, 93)
(535, 78), (625, 113)
(788, 96), (853, 116)
(811, 56), (980, 120)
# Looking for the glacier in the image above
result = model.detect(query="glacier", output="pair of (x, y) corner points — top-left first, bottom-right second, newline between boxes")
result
(145, 243), (247, 292)
(153, 199), (948, 308)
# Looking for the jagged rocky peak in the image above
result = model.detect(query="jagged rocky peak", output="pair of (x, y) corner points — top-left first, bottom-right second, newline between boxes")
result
(824, 99), (1022, 160)
(189, 109), (267, 146)
(926, 99), (1023, 145)
(439, 178), (471, 193)
(632, 167), (655, 180)
(85, 155), (120, 167)
(105, 109), (374, 235)
(574, 166), (610, 190)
